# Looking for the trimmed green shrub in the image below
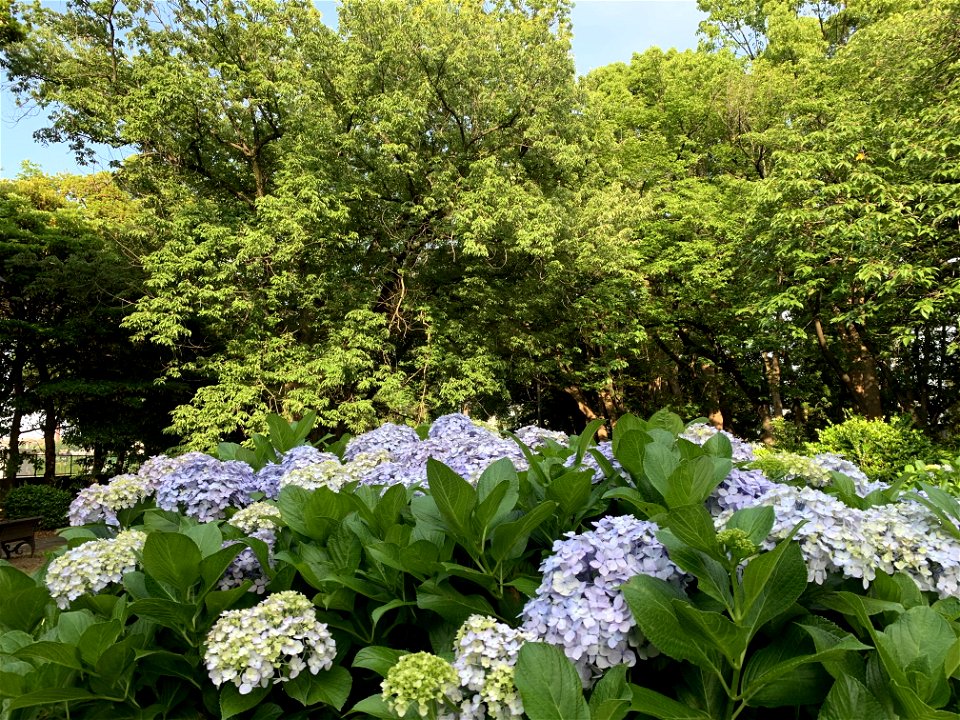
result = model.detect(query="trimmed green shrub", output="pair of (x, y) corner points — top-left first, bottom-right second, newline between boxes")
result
(2, 483), (72, 529)
(806, 413), (933, 484)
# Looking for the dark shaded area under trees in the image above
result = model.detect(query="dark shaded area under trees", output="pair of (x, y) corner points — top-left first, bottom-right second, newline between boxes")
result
(1, 0), (958, 452)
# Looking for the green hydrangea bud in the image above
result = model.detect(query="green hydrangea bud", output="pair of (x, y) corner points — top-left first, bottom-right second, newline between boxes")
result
(716, 528), (757, 560)
(382, 652), (462, 718)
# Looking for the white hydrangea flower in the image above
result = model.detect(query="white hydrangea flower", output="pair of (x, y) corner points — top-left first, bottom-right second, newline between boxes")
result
(726, 484), (960, 596)
(69, 474), (155, 526)
(454, 615), (532, 719)
(228, 502), (282, 535)
(45, 530), (146, 609)
(278, 451), (389, 492)
(204, 591), (336, 694)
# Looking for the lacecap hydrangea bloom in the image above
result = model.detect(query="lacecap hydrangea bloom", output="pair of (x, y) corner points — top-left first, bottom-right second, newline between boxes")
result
(154, 452), (257, 522)
(219, 502), (282, 594)
(382, 652), (463, 719)
(522, 514), (685, 684)
(204, 591), (336, 694)
(45, 529), (146, 609)
(69, 473), (155, 526)
(454, 615), (532, 720)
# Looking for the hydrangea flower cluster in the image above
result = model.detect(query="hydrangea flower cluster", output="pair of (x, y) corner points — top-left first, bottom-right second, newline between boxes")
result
(344, 422), (421, 462)
(710, 467), (777, 513)
(219, 502), (283, 594)
(154, 452), (257, 522)
(45, 530), (146, 609)
(279, 451), (389, 492)
(737, 484), (960, 596)
(513, 425), (569, 449)
(69, 473), (155, 526)
(521, 514), (685, 684)
(254, 445), (340, 498)
(454, 615), (533, 720)
(357, 414), (529, 489)
(204, 591), (336, 694)
(381, 652), (463, 719)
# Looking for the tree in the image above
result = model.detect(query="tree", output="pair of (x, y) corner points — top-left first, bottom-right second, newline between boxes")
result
(0, 170), (184, 489)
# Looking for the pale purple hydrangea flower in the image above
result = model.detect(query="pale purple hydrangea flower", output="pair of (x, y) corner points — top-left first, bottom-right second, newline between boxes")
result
(358, 414), (529, 489)
(514, 425), (569, 450)
(812, 452), (887, 495)
(725, 484), (960, 597)
(344, 422), (421, 462)
(709, 467), (777, 514)
(522, 514), (685, 685)
(154, 452), (257, 522)
(69, 474), (155, 526)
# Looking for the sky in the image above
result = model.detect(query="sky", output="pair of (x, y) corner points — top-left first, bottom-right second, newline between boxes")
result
(0, 0), (705, 179)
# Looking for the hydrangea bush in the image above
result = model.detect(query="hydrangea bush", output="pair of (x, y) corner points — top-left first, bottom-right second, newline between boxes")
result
(5, 408), (960, 719)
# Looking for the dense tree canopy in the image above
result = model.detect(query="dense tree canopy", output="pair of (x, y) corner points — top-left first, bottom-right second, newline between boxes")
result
(2, 0), (958, 449)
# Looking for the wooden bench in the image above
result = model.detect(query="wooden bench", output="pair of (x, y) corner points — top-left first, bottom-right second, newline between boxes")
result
(0, 516), (42, 559)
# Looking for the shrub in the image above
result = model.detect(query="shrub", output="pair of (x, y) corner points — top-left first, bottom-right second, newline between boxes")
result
(2, 483), (72, 529)
(806, 413), (933, 483)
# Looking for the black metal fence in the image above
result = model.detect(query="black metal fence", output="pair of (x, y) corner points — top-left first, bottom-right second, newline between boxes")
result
(14, 452), (94, 479)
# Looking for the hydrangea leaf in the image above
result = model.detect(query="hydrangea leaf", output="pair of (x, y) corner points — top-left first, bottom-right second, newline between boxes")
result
(628, 685), (712, 719)
(546, 470), (592, 517)
(474, 477), (518, 536)
(220, 684), (270, 720)
(283, 664), (352, 710)
(739, 538), (807, 633)
(351, 646), (405, 678)
(621, 574), (722, 675)
(7, 689), (100, 711)
(819, 676), (888, 720)
(141, 532), (202, 596)
(416, 579), (495, 625)
(426, 457), (478, 545)
(643, 443), (679, 500)
(14, 641), (85, 672)
(515, 642), (589, 720)
(489, 500), (557, 563)
(726, 506), (775, 547)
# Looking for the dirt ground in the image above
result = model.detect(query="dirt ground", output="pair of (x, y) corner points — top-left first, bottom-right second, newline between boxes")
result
(3, 530), (65, 575)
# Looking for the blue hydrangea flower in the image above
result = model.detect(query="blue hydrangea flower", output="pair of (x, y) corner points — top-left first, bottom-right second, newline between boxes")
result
(154, 452), (257, 522)
(253, 445), (339, 499)
(344, 422), (421, 462)
(521, 514), (685, 684)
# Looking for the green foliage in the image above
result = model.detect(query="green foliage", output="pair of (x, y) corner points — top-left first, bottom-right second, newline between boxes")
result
(808, 414), (934, 484)
(2, 483), (71, 529)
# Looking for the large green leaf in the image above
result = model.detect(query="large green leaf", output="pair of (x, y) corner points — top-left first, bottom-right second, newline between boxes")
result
(819, 676), (889, 720)
(489, 500), (557, 563)
(15, 641), (85, 671)
(426, 458), (477, 544)
(7, 689), (99, 710)
(515, 643), (589, 720)
(658, 505), (721, 560)
(726, 506), (775, 546)
(352, 647), (405, 677)
(141, 532), (202, 596)
(284, 665), (352, 710)
(739, 538), (807, 632)
(629, 685), (712, 719)
(416, 580), (495, 624)
(547, 470), (593, 517)
(643, 443), (679, 500)
(220, 684), (269, 719)
(621, 574), (721, 675)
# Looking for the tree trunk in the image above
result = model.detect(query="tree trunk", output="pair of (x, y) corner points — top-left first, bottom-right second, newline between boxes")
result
(3, 354), (24, 494)
(840, 323), (883, 419)
(763, 351), (784, 419)
(563, 385), (610, 439)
